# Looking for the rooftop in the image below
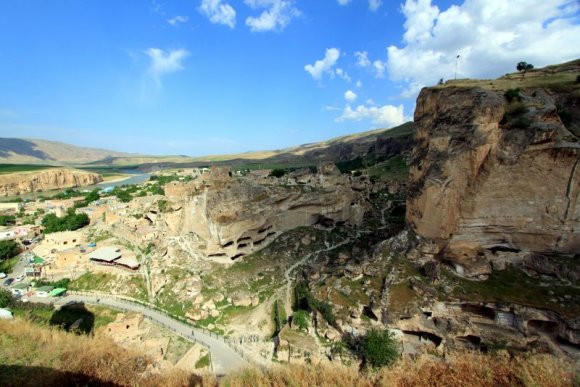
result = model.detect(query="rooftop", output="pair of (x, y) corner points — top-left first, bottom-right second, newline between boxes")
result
(89, 246), (122, 262)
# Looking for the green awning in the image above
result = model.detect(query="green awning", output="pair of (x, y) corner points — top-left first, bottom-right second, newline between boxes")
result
(32, 256), (45, 264)
(48, 288), (66, 297)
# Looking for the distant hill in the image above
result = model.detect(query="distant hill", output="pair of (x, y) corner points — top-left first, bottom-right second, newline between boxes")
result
(96, 122), (415, 169)
(0, 122), (414, 169)
(0, 138), (135, 165)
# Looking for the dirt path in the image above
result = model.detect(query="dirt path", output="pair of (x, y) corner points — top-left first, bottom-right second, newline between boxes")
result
(283, 237), (353, 317)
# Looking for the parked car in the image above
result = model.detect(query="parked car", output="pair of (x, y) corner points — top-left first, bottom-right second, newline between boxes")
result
(14, 274), (25, 283)
(3, 278), (14, 286)
(0, 272), (6, 279)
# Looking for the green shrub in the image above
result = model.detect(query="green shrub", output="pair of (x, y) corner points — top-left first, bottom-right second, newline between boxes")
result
(0, 240), (20, 261)
(0, 288), (14, 308)
(41, 209), (90, 234)
(269, 169), (286, 178)
(0, 215), (16, 226)
(362, 329), (400, 368)
(504, 88), (522, 102)
(293, 310), (309, 331)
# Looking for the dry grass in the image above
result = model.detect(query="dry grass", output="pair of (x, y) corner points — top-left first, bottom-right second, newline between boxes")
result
(1, 318), (576, 386)
(222, 353), (576, 387)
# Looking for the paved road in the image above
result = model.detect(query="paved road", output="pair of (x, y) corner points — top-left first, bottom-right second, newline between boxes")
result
(53, 294), (250, 374)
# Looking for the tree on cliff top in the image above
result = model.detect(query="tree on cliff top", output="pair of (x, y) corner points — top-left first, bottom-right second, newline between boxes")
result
(517, 61), (534, 79)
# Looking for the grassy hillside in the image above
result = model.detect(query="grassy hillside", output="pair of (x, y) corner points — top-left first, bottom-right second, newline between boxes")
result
(0, 138), (134, 165)
(437, 59), (580, 92)
(0, 317), (575, 386)
(96, 121), (415, 171)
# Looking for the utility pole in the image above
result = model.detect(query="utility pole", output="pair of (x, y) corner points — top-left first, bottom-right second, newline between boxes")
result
(455, 54), (460, 80)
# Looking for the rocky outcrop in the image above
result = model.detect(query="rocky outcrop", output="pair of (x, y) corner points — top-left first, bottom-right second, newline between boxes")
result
(0, 168), (103, 196)
(407, 66), (580, 277)
(161, 165), (368, 261)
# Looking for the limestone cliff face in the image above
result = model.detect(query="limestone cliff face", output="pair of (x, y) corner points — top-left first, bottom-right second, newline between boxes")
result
(0, 168), (103, 196)
(407, 82), (579, 275)
(162, 166), (368, 261)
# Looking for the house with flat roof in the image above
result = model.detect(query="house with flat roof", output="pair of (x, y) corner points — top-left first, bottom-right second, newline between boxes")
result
(89, 246), (140, 270)
(35, 286), (54, 297)
(89, 247), (122, 264)
(43, 230), (83, 252)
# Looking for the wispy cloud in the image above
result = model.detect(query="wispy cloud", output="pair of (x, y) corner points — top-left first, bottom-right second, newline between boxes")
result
(355, 51), (370, 67)
(199, 0), (236, 29)
(145, 48), (190, 84)
(368, 0), (382, 12)
(245, 0), (300, 32)
(167, 15), (189, 26)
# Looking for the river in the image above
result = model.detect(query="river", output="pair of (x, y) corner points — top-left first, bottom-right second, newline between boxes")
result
(4, 171), (151, 201)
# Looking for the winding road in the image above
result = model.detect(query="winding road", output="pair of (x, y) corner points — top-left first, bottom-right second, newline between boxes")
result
(52, 294), (249, 374)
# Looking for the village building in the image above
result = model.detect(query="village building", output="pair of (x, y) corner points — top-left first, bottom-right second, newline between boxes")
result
(89, 246), (140, 270)
(0, 202), (22, 214)
(35, 286), (54, 297)
(43, 230), (83, 252)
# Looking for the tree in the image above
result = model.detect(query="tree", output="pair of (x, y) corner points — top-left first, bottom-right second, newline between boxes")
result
(41, 209), (90, 234)
(0, 240), (19, 261)
(84, 189), (100, 204)
(269, 168), (286, 178)
(362, 329), (400, 368)
(293, 310), (309, 331)
(0, 215), (16, 226)
(517, 61), (534, 79)
(0, 288), (14, 308)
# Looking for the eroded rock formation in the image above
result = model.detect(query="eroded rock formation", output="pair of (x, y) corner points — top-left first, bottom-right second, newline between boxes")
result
(161, 165), (368, 261)
(0, 168), (103, 196)
(407, 73), (580, 276)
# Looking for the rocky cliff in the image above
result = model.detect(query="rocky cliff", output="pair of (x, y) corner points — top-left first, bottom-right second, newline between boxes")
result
(159, 165), (368, 261)
(406, 61), (580, 277)
(0, 168), (103, 196)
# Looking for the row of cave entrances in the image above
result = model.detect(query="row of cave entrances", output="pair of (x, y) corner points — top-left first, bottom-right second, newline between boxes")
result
(208, 225), (277, 261)
(402, 304), (576, 353)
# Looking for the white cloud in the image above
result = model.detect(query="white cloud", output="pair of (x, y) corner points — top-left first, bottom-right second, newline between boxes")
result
(304, 48), (340, 81)
(335, 68), (351, 82)
(373, 60), (386, 78)
(368, 0), (382, 12)
(355, 51), (370, 67)
(366, 99), (375, 105)
(356, 80), (362, 88)
(336, 103), (407, 127)
(167, 15), (189, 26)
(145, 48), (190, 81)
(387, 0), (580, 97)
(199, 0), (236, 29)
(344, 90), (357, 102)
(337, 0), (353, 5)
(245, 0), (300, 32)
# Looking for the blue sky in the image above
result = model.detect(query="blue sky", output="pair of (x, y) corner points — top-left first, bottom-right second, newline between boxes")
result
(0, 0), (579, 156)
